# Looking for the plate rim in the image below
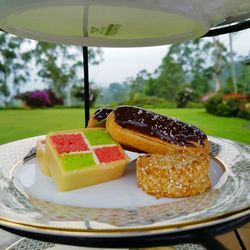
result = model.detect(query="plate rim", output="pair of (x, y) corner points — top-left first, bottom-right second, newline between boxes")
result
(0, 208), (249, 237)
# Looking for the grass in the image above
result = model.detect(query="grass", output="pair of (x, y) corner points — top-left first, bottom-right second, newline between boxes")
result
(0, 108), (250, 145)
(154, 109), (250, 145)
(0, 109), (85, 144)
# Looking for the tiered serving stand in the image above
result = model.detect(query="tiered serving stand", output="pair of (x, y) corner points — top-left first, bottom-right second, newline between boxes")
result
(0, 1), (250, 249)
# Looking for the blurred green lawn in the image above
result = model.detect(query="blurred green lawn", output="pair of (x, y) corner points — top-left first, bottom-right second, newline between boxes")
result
(0, 108), (250, 145)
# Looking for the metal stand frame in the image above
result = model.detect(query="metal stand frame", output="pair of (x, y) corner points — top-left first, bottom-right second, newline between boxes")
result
(82, 46), (90, 127)
(203, 19), (250, 37)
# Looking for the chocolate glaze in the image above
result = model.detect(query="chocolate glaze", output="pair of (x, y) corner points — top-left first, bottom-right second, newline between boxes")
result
(94, 108), (113, 121)
(114, 106), (207, 147)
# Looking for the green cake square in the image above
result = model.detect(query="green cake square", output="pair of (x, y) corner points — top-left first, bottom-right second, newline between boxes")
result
(60, 153), (96, 171)
(84, 130), (115, 146)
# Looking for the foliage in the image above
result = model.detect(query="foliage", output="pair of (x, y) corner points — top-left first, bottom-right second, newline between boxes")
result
(141, 38), (229, 104)
(223, 93), (246, 101)
(0, 32), (32, 106)
(129, 70), (151, 99)
(32, 42), (103, 100)
(200, 93), (216, 102)
(165, 38), (228, 93)
(185, 102), (204, 109)
(121, 94), (175, 108)
(71, 84), (99, 108)
(166, 39), (213, 94)
(239, 102), (250, 120)
(0, 32), (103, 107)
(211, 37), (229, 92)
(66, 38), (245, 107)
(175, 88), (199, 108)
(16, 89), (63, 108)
(205, 93), (249, 119)
(222, 81), (248, 95)
(144, 56), (186, 101)
(95, 82), (130, 105)
(237, 63), (250, 94)
(205, 94), (224, 115)
(1, 29), (248, 111)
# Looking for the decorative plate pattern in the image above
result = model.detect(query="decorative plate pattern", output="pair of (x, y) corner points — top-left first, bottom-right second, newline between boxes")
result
(7, 238), (55, 250)
(6, 237), (206, 250)
(0, 136), (249, 238)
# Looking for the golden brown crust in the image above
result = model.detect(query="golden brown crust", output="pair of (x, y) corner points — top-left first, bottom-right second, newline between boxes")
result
(106, 112), (210, 156)
(136, 153), (211, 198)
(88, 107), (113, 128)
(87, 115), (105, 128)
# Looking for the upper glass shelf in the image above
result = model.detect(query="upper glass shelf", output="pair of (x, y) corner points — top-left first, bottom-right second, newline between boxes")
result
(0, 0), (249, 47)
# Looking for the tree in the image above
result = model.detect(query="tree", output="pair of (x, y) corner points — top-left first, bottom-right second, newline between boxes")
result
(0, 32), (32, 106)
(180, 40), (213, 94)
(212, 37), (228, 92)
(108, 82), (129, 103)
(228, 33), (238, 93)
(238, 61), (250, 94)
(33, 42), (103, 101)
(166, 39), (212, 93)
(166, 38), (228, 94)
(144, 49), (186, 101)
(144, 38), (229, 102)
(129, 69), (150, 99)
(71, 82), (100, 107)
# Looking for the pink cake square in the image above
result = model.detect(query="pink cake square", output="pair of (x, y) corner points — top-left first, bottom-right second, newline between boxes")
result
(94, 146), (125, 163)
(50, 133), (89, 154)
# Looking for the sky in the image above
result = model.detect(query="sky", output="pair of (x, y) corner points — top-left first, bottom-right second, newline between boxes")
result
(89, 29), (250, 87)
(24, 29), (250, 91)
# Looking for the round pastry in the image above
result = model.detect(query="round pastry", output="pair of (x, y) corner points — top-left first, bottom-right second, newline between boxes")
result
(136, 152), (211, 198)
(106, 106), (209, 156)
(87, 107), (113, 128)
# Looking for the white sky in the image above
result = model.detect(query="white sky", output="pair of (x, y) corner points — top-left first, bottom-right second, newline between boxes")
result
(89, 45), (169, 86)
(25, 29), (250, 91)
(90, 29), (250, 87)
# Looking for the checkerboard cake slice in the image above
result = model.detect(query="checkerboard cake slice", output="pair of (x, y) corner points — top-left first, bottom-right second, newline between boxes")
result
(45, 128), (130, 191)
(36, 139), (51, 176)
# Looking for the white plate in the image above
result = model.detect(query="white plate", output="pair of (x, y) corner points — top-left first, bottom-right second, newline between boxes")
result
(0, 135), (249, 237)
(14, 151), (224, 209)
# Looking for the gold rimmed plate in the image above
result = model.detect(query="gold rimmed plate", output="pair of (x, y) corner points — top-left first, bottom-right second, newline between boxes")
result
(0, 136), (249, 245)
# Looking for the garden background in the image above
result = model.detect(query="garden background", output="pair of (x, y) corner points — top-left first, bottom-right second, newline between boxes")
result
(0, 30), (250, 145)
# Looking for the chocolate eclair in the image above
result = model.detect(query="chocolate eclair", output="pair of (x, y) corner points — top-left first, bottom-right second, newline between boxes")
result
(106, 106), (209, 156)
(106, 106), (210, 199)
(88, 107), (113, 128)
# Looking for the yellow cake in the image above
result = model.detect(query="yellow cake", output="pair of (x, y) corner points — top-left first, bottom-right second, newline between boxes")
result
(45, 128), (130, 191)
(36, 139), (51, 176)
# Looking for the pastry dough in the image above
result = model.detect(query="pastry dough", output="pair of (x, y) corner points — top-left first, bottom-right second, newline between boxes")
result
(88, 107), (113, 128)
(106, 106), (209, 156)
(136, 152), (210, 198)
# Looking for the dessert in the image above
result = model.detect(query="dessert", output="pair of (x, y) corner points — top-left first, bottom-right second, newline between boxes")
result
(36, 139), (51, 176)
(45, 128), (129, 191)
(106, 106), (210, 198)
(106, 106), (209, 156)
(136, 152), (210, 198)
(87, 107), (113, 128)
